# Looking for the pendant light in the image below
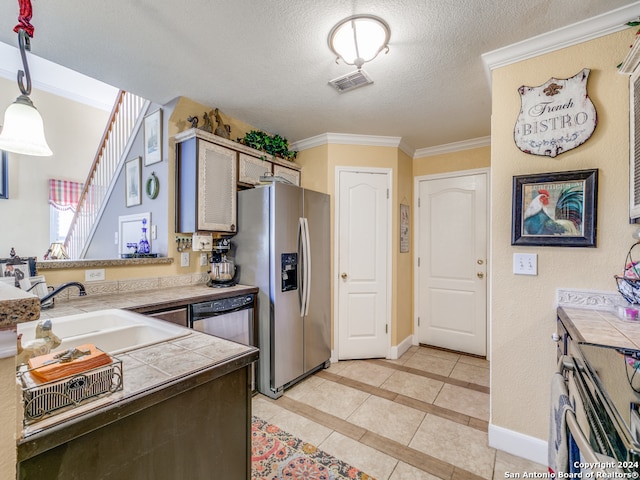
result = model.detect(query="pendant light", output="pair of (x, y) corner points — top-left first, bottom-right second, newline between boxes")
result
(328, 15), (390, 70)
(0, 0), (52, 156)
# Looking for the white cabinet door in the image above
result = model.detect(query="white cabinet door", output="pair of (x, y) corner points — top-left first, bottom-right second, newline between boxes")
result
(198, 140), (237, 232)
(238, 153), (271, 185)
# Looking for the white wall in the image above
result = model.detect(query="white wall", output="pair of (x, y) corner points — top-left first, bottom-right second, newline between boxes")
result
(0, 76), (110, 259)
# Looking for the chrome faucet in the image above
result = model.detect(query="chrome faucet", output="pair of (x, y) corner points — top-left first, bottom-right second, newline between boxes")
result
(39, 281), (87, 308)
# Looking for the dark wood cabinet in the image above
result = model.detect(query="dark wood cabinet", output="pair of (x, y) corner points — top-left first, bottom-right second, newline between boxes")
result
(145, 306), (188, 326)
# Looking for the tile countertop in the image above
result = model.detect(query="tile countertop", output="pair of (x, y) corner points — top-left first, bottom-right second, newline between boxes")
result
(558, 306), (640, 351)
(38, 283), (259, 318)
(17, 283), (260, 461)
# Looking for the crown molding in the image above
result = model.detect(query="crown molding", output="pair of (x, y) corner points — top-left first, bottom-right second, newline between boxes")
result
(481, 2), (640, 86)
(414, 136), (491, 158)
(0, 41), (118, 111)
(290, 132), (414, 155)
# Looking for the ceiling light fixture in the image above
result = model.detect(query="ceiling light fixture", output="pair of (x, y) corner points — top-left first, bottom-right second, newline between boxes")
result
(328, 14), (390, 70)
(0, 0), (52, 156)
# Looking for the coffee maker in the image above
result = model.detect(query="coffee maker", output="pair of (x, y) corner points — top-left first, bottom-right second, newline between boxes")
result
(208, 238), (237, 287)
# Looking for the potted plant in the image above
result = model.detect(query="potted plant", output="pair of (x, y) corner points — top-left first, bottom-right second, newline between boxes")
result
(238, 130), (297, 161)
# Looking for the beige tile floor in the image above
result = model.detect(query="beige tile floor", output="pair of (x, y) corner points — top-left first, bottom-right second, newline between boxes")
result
(252, 345), (548, 480)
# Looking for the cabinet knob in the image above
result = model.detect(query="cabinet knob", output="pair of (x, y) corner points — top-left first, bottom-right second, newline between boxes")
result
(477, 272), (484, 279)
(341, 272), (348, 279)
(551, 333), (560, 342)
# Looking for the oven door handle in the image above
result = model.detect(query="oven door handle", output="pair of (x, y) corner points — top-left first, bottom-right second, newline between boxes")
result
(560, 355), (616, 472)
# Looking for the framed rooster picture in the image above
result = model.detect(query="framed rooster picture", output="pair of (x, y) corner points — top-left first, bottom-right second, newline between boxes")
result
(512, 169), (598, 247)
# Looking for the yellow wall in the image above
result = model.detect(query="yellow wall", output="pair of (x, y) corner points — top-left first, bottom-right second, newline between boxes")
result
(396, 148), (414, 343)
(491, 29), (636, 439)
(41, 97), (261, 286)
(0, 77), (110, 258)
(297, 143), (414, 348)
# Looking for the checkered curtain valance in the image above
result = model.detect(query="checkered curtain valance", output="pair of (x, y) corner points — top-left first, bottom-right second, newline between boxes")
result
(48, 179), (82, 212)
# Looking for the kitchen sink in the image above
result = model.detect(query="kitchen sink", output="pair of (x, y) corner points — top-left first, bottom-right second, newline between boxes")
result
(18, 309), (191, 354)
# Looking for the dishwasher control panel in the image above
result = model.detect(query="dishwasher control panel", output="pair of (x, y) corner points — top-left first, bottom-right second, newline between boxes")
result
(191, 294), (254, 315)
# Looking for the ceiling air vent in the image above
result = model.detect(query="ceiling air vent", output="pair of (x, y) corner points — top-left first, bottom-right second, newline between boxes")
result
(328, 70), (373, 93)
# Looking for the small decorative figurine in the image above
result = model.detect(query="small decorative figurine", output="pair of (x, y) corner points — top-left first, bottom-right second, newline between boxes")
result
(187, 115), (199, 129)
(213, 108), (231, 139)
(200, 111), (214, 133)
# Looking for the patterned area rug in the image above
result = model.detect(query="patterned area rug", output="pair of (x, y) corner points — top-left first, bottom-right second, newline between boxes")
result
(252, 416), (373, 480)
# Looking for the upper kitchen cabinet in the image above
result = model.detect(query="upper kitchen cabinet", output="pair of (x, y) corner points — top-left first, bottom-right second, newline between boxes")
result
(175, 128), (302, 233)
(175, 130), (237, 233)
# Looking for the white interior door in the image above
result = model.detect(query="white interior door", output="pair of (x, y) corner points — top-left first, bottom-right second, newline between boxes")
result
(417, 172), (487, 356)
(337, 169), (389, 359)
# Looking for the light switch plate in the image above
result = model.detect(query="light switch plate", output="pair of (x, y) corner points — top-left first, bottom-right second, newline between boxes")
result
(513, 253), (537, 275)
(181, 252), (190, 267)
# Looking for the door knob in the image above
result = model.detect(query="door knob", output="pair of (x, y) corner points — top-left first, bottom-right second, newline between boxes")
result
(341, 272), (348, 279)
(477, 272), (484, 279)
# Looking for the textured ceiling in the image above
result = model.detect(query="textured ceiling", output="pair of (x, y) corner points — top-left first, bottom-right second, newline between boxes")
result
(0, 1), (637, 153)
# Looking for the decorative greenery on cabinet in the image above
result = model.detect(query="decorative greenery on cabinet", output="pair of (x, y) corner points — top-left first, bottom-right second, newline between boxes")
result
(237, 130), (297, 161)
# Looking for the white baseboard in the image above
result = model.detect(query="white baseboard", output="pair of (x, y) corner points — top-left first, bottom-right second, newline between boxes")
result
(388, 334), (414, 360)
(488, 423), (548, 466)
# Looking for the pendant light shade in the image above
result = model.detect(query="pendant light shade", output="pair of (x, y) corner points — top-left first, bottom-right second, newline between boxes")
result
(0, 0), (53, 157)
(328, 15), (390, 70)
(0, 94), (52, 156)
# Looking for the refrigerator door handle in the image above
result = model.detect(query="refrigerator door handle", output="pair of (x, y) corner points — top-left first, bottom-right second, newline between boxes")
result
(302, 217), (311, 317)
(298, 217), (308, 317)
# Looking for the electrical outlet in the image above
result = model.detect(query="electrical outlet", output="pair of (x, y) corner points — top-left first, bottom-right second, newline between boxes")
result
(513, 253), (537, 275)
(85, 269), (105, 282)
(200, 253), (208, 266)
(181, 252), (190, 267)
(114, 232), (119, 245)
(151, 225), (157, 240)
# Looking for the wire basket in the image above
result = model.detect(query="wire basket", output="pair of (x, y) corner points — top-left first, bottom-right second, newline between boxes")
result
(615, 241), (640, 305)
(18, 355), (123, 424)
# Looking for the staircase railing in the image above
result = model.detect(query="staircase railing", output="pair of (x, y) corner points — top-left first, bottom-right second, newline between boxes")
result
(64, 90), (148, 259)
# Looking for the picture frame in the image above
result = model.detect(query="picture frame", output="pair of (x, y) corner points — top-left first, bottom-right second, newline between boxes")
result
(125, 157), (142, 207)
(143, 109), (162, 166)
(0, 257), (37, 288)
(512, 169), (598, 247)
(0, 149), (7, 199)
(400, 204), (410, 253)
(118, 212), (151, 256)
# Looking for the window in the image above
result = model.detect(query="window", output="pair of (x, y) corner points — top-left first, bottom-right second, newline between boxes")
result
(48, 179), (82, 244)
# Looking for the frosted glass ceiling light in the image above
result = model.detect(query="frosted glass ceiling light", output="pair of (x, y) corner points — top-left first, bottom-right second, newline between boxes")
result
(328, 15), (390, 70)
(0, 2), (52, 157)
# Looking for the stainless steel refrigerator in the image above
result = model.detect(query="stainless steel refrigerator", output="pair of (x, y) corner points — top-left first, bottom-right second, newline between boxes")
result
(234, 182), (330, 399)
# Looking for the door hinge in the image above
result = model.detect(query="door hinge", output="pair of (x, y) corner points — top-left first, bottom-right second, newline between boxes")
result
(418, 317), (420, 326)
(418, 257), (420, 267)
(385, 324), (388, 334)
(386, 189), (389, 199)
(418, 197), (420, 207)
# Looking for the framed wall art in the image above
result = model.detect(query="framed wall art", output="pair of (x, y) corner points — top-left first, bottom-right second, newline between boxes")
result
(400, 204), (409, 253)
(143, 109), (162, 166)
(125, 157), (142, 207)
(0, 150), (7, 199)
(511, 169), (598, 247)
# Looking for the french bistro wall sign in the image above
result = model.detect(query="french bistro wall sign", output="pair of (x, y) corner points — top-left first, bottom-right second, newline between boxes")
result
(514, 68), (597, 158)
